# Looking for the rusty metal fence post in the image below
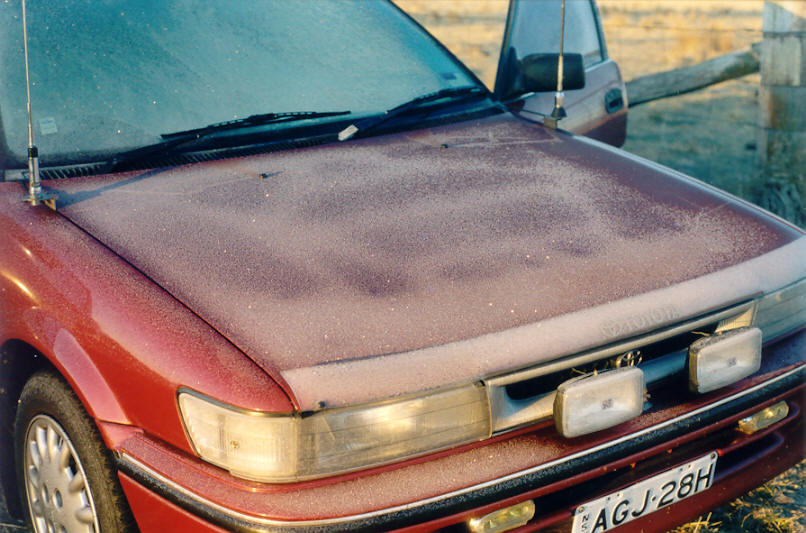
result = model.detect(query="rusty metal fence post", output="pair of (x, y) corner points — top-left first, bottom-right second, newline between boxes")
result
(759, 1), (806, 225)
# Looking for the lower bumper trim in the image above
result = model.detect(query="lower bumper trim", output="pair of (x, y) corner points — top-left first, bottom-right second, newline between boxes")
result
(115, 365), (805, 532)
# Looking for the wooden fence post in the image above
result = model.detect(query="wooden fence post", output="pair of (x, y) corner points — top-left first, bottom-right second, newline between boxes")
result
(759, 1), (806, 224)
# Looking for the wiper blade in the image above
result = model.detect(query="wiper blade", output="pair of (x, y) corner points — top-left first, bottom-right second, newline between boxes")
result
(103, 110), (350, 172)
(161, 110), (351, 140)
(338, 86), (487, 141)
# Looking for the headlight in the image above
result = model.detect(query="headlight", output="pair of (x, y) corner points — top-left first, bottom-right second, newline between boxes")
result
(179, 384), (491, 483)
(717, 278), (805, 342)
(754, 278), (806, 341)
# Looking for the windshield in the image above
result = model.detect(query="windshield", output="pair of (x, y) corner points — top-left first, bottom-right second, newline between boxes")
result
(0, 0), (478, 167)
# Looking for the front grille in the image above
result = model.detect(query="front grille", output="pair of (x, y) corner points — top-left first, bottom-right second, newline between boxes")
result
(505, 326), (717, 402)
(486, 302), (755, 433)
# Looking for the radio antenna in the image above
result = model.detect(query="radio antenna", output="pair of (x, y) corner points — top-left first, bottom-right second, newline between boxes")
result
(545, 0), (567, 129)
(21, 0), (55, 209)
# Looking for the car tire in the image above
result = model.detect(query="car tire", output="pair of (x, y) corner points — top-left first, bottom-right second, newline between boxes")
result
(14, 370), (136, 533)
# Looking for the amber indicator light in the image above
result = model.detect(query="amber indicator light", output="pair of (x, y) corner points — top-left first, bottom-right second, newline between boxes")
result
(737, 401), (789, 435)
(467, 500), (536, 533)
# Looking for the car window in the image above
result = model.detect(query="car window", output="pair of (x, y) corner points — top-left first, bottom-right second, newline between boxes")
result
(0, 0), (477, 167)
(508, 0), (604, 68)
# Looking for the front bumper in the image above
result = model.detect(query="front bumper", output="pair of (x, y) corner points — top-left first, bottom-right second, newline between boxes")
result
(115, 331), (805, 533)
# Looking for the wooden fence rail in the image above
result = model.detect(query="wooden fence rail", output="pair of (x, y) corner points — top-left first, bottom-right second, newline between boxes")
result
(625, 43), (761, 107)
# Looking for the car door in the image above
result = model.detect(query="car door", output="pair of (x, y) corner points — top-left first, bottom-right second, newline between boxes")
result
(494, 0), (628, 147)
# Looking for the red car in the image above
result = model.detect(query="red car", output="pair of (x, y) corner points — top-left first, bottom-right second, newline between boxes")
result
(0, 1), (803, 532)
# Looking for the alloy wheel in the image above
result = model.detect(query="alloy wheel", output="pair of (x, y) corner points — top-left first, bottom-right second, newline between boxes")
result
(22, 414), (100, 533)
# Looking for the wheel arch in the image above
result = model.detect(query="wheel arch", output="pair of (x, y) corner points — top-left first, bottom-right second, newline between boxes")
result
(0, 335), (131, 518)
(0, 339), (52, 518)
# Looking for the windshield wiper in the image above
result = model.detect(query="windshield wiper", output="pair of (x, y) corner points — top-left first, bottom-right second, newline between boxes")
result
(338, 86), (488, 141)
(103, 110), (350, 172)
(161, 110), (351, 140)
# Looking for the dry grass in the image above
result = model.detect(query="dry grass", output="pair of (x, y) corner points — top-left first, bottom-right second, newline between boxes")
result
(671, 460), (805, 533)
(598, 0), (762, 78)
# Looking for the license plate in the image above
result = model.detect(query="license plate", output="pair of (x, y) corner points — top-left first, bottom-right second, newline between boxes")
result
(571, 452), (717, 533)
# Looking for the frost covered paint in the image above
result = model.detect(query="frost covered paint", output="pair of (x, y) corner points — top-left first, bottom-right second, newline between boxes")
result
(47, 115), (802, 408)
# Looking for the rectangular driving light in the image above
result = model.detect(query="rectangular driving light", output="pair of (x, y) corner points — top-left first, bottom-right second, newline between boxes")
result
(553, 367), (644, 438)
(688, 327), (761, 394)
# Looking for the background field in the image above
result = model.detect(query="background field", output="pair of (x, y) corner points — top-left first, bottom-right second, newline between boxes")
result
(395, 1), (804, 532)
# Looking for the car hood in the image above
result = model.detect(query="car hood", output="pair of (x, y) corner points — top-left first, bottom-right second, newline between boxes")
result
(49, 115), (804, 409)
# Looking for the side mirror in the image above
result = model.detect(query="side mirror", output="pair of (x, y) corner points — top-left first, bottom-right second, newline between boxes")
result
(520, 53), (586, 93)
